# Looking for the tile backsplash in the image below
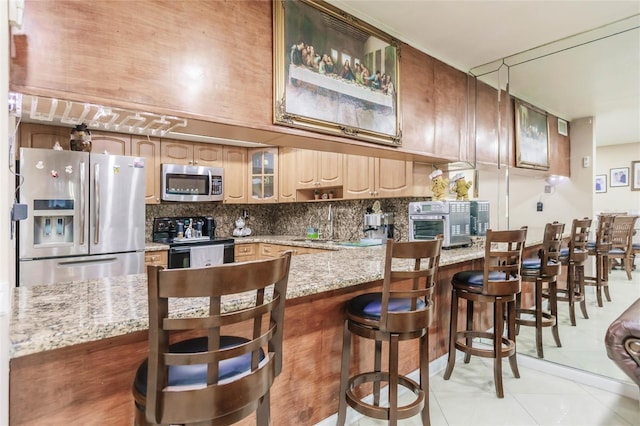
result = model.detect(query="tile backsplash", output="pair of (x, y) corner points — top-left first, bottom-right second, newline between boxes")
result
(146, 198), (427, 242)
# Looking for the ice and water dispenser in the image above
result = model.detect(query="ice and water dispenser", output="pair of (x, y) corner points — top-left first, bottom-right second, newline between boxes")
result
(32, 199), (75, 246)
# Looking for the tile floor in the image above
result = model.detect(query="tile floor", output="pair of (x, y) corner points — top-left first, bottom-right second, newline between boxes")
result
(321, 264), (640, 425)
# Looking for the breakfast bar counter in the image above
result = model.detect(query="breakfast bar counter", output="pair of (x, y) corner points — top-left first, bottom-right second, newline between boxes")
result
(10, 237), (494, 425)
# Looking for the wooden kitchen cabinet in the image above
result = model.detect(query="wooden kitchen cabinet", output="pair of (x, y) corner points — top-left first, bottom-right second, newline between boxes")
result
(160, 139), (223, 167)
(259, 243), (328, 258)
(223, 146), (247, 203)
(132, 136), (161, 204)
(293, 149), (343, 189)
(18, 123), (72, 151)
(248, 148), (278, 203)
(235, 243), (257, 262)
(343, 155), (413, 199)
(90, 131), (131, 156)
(278, 147), (297, 202)
(144, 250), (168, 268)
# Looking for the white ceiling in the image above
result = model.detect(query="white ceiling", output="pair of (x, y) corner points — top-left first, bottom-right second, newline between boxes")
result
(329, 1), (640, 146)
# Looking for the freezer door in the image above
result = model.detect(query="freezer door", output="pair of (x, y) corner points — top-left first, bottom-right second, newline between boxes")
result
(18, 252), (144, 287)
(19, 148), (89, 259)
(89, 153), (146, 254)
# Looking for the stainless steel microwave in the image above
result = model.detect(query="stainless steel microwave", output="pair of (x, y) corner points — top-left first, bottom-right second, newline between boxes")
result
(161, 164), (224, 202)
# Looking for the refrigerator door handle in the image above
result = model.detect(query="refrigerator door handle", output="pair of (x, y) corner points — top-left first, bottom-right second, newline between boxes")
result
(58, 257), (118, 266)
(79, 161), (86, 245)
(94, 163), (100, 244)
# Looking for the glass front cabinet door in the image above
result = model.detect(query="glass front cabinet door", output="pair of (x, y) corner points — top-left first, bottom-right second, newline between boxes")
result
(249, 148), (278, 203)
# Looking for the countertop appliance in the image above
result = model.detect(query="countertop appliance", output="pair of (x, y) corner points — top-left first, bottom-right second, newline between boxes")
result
(18, 148), (146, 286)
(408, 200), (471, 248)
(152, 216), (234, 269)
(363, 212), (394, 243)
(161, 163), (223, 202)
(470, 200), (490, 236)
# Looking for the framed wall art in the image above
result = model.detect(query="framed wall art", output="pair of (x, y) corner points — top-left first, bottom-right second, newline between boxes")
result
(610, 167), (629, 187)
(632, 161), (640, 191)
(273, 0), (402, 146)
(595, 174), (607, 193)
(514, 99), (550, 170)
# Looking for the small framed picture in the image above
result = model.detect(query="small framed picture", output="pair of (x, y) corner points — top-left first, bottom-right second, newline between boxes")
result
(632, 161), (640, 191)
(610, 167), (629, 187)
(595, 174), (607, 193)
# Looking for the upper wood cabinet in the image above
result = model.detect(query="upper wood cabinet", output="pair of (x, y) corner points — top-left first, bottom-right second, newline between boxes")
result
(278, 147), (296, 203)
(18, 123), (71, 152)
(248, 148), (278, 203)
(89, 131), (131, 156)
(160, 140), (223, 167)
(433, 60), (470, 162)
(293, 149), (343, 189)
(343, 155), (413, 199)
(19, 124), (133, 156)
(223, 146), (247, 204)
(132, 136), (161, 204)
(548, 116), (571, 177)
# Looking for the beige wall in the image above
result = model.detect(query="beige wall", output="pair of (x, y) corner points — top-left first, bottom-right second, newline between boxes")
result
(595, 142), (640, 215)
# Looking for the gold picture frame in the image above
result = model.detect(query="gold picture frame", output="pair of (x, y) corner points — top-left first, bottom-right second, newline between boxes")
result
(273, 0), (402, 146)
(514, 99), (550, 170)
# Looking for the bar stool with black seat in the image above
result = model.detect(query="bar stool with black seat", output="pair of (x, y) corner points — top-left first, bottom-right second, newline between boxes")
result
(337, 237), (443, 426)
(585, 214), (615, 307)
(132, 251), (292, 426)
(443, 228), (527, 398)
(516, 221), (564, 358)
(545, 217), (592, 325)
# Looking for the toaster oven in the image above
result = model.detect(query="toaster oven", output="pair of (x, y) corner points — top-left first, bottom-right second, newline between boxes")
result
(408, 201), (471, 248)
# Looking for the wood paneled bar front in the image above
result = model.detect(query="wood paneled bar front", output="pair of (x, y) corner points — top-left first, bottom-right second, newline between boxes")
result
(9, 240), (541, 425)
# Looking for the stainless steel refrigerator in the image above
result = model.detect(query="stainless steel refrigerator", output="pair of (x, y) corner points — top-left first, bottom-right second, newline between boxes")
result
(18, 147), (146, 286)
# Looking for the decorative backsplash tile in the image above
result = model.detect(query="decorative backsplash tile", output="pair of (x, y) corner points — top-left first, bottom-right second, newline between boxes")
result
(146, 198), (427, 242)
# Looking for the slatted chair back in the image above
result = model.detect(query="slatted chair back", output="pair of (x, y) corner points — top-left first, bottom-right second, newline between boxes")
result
(145, 252), (292, 425)
(379, 237), (443, 333)
(482, 228), (528, 296)
(538, 221), (565, 278)
(567, 218), (592, 263)
(610, 215), (638, 255)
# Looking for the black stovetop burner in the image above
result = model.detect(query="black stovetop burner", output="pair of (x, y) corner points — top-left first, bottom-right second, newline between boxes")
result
(152, 216), (222, 244)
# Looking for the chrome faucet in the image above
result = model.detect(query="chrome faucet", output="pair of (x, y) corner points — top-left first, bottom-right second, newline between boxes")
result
(328, 204), (334, 241)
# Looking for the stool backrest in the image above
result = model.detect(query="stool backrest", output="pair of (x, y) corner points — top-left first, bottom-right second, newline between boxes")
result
(145, 252), (292, 425)
(539, 221), (565, 277)
(568, 217), (592, 262)
(595, 214), (615, 249)
(483, 228), (528, 296)
(380, 237), (443, 333)
(611, 215), (638, 254)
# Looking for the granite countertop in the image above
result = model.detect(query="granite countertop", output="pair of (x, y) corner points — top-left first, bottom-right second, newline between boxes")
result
(11, 236), (486, 359)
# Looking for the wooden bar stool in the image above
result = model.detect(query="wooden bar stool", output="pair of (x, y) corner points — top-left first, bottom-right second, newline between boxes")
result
(545, 218), (591, 325)
(443, 228), (527, 398)
(585, 214), (614, 307)
(132, 252), (292, 426)
(516, 221), (564, 358)
(607, 215), (638, 280)
(337, 237), (443, 426)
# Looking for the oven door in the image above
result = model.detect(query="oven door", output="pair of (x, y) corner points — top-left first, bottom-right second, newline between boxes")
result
(168, 245), (191, 269)
(409, 216), (447, 243)
(168, 241), (235, 269)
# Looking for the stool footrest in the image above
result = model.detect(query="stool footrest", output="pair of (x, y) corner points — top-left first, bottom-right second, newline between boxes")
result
(346, 372), (424, 421)
(515, 308), (556, 327)
(454, 331), (516, 358)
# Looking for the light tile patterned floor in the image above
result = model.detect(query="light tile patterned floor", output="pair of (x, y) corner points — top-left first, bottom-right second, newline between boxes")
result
(324, 266), (640, 425)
